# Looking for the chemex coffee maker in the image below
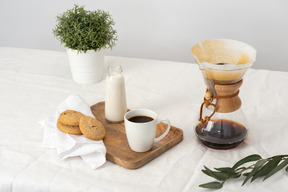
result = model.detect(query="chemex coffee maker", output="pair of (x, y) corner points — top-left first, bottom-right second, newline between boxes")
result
(191, 39), (256, 149)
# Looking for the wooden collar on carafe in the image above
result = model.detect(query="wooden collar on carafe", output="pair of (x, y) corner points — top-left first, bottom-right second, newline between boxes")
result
(198, 79), (242, 123)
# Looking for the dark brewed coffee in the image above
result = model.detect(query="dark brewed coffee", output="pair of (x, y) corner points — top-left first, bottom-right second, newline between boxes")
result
(195, 119), (247, 149)
(128, 116), (154, 123)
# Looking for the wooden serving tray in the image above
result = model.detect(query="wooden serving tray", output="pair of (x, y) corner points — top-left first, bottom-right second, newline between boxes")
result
(90, 102), (183, 169)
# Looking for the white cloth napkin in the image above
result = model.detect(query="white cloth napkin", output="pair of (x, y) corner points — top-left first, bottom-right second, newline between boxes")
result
(39, 94), (106, 169)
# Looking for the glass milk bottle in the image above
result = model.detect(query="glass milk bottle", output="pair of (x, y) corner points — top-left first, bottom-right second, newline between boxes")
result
(105, 65), (127, 123)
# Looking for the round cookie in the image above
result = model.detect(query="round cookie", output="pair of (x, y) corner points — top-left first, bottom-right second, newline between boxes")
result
(79, 116), (105, 140)
(57, 120), (82, 135)
(58, 110), (84, 126)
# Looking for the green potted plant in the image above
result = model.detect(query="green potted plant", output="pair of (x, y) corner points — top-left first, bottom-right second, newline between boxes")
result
(53, 5), (117, 84)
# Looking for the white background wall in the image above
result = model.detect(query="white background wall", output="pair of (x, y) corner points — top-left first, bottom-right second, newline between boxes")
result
(0, 0), (287, 71)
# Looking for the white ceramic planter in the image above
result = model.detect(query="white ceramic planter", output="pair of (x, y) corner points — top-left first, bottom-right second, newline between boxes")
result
(66, 49), (105, 84)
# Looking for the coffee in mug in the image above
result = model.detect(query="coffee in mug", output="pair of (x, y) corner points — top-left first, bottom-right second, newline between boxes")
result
(128, 116), (154, 123)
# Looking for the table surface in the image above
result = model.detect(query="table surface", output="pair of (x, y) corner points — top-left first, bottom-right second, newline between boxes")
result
(1, 47), (288, 192)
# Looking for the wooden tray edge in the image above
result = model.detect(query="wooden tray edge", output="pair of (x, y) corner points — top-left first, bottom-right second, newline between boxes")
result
(108, 128), (183, 169)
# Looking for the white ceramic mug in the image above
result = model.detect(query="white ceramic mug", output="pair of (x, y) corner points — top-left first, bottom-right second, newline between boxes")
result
(124, 109), (171, 152)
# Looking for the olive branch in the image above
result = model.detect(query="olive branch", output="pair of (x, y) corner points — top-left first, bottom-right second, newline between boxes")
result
(199, 154), (288, 189)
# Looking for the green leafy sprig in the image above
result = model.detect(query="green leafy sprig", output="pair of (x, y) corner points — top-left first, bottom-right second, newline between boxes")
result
(199, 154), (288, 189)
(53, 5), (117, 53)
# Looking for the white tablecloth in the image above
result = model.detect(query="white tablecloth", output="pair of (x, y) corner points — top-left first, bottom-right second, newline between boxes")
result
(1, 47), (288, 192)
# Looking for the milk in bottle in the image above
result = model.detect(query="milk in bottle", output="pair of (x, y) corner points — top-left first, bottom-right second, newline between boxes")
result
(105, 65), (127, 123)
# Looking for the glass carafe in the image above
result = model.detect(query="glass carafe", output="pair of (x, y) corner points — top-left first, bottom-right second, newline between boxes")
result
(191, 39), (256, 149)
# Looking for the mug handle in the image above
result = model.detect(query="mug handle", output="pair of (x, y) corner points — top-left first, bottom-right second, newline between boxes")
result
(154, 119), (171, 142)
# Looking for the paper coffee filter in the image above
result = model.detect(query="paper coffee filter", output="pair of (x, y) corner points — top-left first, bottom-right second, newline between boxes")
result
(191, 39), (256, 83)
(191, 39), (256, 65)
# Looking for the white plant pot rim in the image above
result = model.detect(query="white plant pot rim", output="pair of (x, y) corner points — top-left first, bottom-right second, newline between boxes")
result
(66, 48), (105, 53)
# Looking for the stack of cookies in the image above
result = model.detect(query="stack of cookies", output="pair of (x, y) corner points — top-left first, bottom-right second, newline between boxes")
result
(57, 110), (105, 141)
